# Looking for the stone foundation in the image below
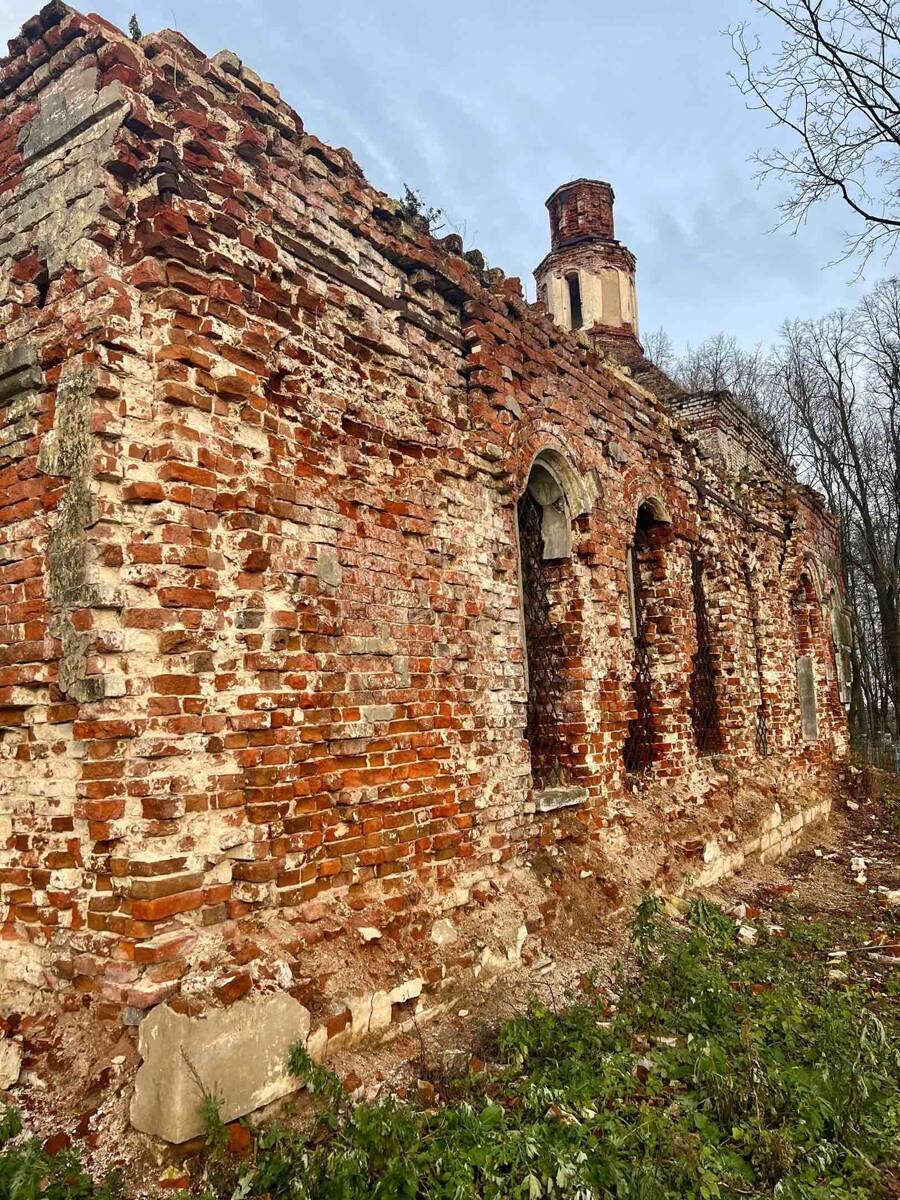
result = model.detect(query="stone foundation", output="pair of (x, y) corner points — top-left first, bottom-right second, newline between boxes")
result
(688, 796), (831, 888)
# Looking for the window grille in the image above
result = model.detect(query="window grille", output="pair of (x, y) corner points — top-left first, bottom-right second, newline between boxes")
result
(517, 489), (566, 789)
(623, 545), (654, 773)
(689, 553), (722, 754)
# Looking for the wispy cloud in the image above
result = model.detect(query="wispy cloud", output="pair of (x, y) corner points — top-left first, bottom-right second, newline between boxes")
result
(0, 0), (879, 346)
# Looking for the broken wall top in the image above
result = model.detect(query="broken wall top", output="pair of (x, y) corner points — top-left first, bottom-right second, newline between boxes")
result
(0, 1), (832, 535)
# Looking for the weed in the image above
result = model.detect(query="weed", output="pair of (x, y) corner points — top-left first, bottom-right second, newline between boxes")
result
(883, 787), (900, 831)
(3, 898), (898, 1197)
(398, 185), (445, 235)
(0, 1107), (124, 1200)
(194, 900), (900, 1197)
(287, 1042), (343, 1113)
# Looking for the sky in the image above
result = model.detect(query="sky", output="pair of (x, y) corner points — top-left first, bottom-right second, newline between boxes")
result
(0, 0), (886, 349)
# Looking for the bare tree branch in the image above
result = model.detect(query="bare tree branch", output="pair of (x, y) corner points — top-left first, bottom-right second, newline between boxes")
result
(654, 276), (900, 734)
(729, 0), (900, 266)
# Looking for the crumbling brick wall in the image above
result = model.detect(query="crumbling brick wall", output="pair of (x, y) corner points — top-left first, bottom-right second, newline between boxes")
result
(667, 390), (791, 479)
(0, 4), (848, 1024)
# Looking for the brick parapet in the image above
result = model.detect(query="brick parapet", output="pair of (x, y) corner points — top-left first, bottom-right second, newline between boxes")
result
(667, 389), (792, 483)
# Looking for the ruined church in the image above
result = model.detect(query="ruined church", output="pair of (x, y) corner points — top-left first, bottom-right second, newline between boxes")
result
(0, 3), (851, 1139)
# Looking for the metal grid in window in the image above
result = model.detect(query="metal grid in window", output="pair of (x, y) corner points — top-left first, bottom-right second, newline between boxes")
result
(518, 489), (566, 789)
(623, 546), (654, 773)
(689, 553), (722, 755)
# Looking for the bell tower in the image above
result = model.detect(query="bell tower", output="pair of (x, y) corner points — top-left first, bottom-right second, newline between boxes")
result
(534, 178), (640, 354)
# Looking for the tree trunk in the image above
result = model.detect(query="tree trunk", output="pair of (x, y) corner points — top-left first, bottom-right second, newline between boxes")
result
(849, 639), (868, 737)
(886, 606), (900, 736)
(875, 587), (900, 735)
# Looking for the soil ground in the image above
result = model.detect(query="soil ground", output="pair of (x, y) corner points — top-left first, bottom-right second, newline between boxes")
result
(3, 764), (899, 1196)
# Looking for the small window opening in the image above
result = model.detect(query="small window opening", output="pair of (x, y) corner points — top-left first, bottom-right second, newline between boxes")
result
(35, 262), (50, 309)
(566, 272), (583, 330)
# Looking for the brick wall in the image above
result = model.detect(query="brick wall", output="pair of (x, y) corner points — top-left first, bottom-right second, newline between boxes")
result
(668, 390), (791, 480)
(0, 3), (848, 1024)
(546, 179), (617, 248)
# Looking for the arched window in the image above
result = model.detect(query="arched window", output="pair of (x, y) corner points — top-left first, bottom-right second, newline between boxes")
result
(517, 461), (571, 789)
(566, 272), (583, 330)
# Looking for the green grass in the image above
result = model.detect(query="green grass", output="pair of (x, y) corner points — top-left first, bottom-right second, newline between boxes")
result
(3, 897), (899, 1199)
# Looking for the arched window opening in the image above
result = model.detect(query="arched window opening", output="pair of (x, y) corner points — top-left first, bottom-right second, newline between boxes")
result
(792, 574), (820, 742)
(689, 553), (722, 754)
(742, 562), (769, 756)
(517, 462), (572, 789)
(623, 502), (662, 773)
(566, 272), (583, 330)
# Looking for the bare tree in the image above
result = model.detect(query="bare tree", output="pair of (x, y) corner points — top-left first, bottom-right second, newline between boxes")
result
(770, 286), (900, 731)
(642, 326), (677, 374)
(731, 0), (900, 266)
(675, 333), (769, 410)
(653, 288), (899, 734)
(649, 330), (781, 439)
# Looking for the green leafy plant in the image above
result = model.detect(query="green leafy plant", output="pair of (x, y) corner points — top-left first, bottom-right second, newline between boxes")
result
(287, 1042), (344, 1114)
(3, 898), (898, 1197)
(0, 1106), (124, 1200)
(196, 901), (900, 1197)
(398, 185), (445, 235)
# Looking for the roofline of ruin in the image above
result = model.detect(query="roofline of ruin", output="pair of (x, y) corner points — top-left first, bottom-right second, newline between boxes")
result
(0, 2), (834, 528)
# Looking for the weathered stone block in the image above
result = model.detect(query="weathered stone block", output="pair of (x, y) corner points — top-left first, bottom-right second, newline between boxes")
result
(346, 991), (391, 1040)
(130, 994), (310, 1143)
(316, 547), (342, 587)
(534, 786), (587, 813)
(431, 918), (458, 946)
(0, 1041), (22, 1090)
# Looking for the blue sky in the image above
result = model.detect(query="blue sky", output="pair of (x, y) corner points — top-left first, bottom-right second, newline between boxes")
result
(1, 0), (882, 348)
